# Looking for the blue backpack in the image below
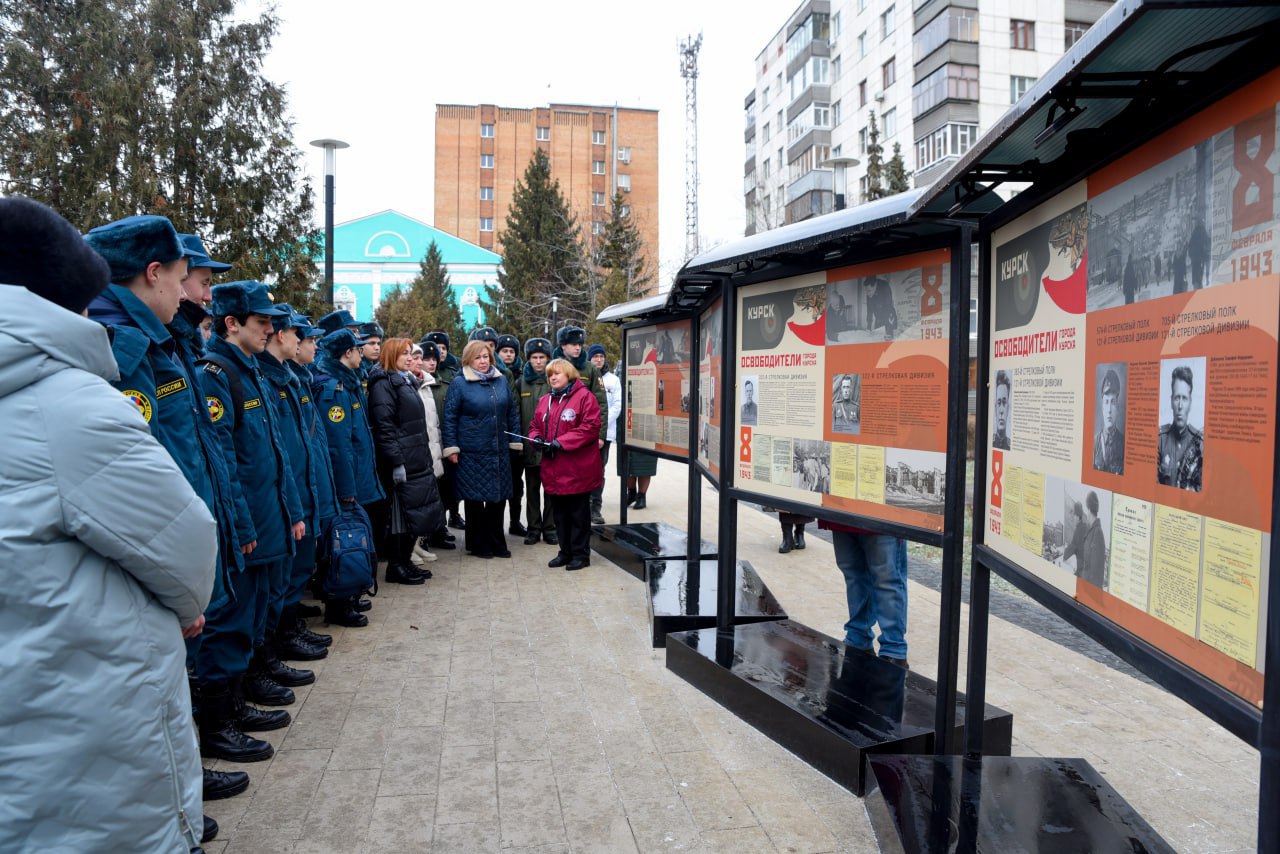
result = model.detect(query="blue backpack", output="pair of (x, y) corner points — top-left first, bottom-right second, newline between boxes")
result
(321, 505), (376, 600)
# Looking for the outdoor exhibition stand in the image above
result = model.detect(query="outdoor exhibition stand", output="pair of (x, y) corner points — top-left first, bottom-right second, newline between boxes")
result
(876, 1), (1280, 850)
(596, 1), (1280, 848)
(598, 187), (1014, 797)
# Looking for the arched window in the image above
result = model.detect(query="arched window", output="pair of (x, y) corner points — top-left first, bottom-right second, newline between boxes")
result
(335, 286), (357, 316)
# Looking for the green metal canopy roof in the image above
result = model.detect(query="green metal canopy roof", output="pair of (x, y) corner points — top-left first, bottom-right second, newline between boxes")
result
(912, 0), (1280, 223)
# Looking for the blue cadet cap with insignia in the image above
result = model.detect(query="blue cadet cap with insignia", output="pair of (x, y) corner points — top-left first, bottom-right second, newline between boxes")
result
(496, 333), (520, 352)
(420, 341), (440, 361)
(587, 343), (606, 360)
(319, 327), (367, 358)
(177, 233), (232, 271)
(84, 215), (200, 283)
(358, 321), (383, 339)
(524, 337), (552, 358)
(469, 326), (498, 344)
(209, 280), (289, 318)
(302, 323), (325, 339)
(423, 331), (450, 348)
(317, 309), (358, 334)
(557, 325), (586, 346)
(269, 303), (312, 333)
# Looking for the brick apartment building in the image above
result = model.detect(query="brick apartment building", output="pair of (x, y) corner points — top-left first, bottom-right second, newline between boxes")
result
(434, 103), (659, 292)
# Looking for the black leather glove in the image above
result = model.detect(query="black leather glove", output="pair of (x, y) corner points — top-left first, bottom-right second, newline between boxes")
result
(550, 440), (563, 453)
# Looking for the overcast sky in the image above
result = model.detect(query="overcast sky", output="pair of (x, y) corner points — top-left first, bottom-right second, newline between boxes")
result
(253, 0), (786, 286)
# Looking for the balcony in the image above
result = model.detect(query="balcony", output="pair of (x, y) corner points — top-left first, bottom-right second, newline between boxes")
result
(785, 188), (834, 224)
(786, 168), (833, 204)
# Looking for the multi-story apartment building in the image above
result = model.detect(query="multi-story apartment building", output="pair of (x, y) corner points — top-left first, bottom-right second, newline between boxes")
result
(744, 0), (1112, 233)
(435, 103), (659, 290)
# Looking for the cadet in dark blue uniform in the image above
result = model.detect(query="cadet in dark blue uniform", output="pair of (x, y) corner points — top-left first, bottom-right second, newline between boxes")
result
(257, 306), (334, 663)
(200, 282), (307, 712)
(356, 322), (388, 555)
(170, 234), (275, 796)
(495, 333), (526, 535)
(314, 328), (386, 626)
(84, 219), (265, 815)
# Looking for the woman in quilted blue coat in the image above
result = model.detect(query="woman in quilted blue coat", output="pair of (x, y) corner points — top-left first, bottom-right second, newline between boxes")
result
(442, 339), (521, 558)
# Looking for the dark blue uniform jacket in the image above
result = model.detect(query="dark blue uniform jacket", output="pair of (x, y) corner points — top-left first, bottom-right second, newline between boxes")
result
(314, 353), (384, 505)
(289, 361), (340, 529)
(89, 287), (235, 608)
(198, 336), (303, 565)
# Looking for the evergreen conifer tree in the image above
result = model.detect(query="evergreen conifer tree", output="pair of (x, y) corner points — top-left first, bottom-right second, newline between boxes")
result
(0, 0), (323, 315)
(584, 191), (654, 355)
(482, 149), (590, 336)
(886, 142), (912, 195)
(376, 241), (464, 342)
(865, 111), (886, 201)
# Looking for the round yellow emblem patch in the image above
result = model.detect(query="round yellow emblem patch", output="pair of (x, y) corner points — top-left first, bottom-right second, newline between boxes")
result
(122, 389), (153, 422)
(207, 396), (226, 422)
(328, 406), (345, 423)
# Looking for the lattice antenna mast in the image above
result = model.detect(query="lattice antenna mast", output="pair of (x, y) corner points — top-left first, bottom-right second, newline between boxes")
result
(679, 33), (703, 260)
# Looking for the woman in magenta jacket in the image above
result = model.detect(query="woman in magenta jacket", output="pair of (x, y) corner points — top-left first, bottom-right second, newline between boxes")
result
(529, 358), (603, 570)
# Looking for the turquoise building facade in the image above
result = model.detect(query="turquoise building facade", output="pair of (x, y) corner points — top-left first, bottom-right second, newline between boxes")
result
(318, 210), (501, 328)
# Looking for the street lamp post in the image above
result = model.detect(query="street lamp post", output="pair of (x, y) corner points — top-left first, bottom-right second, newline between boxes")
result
(550, 295), (559, 339)
(820, 154), (861, 211)
(310, 138), (349, 308)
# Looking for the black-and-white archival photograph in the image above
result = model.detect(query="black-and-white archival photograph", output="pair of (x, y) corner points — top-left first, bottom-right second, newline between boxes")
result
(1157, 356), (1206, 492)
(792, 439), (831, 494)
(1093, 362), (1127, 475)
(883, 448), (946, 515)
(993, 370), (1012, 450)
(1087, 139), (1215, 310)
(740, 375), (759, 426)
(831, 373), (861, 435)
(1051, 480), (1113, 589)
(627, 332), (655, 369)
(826, 263), (950, 345)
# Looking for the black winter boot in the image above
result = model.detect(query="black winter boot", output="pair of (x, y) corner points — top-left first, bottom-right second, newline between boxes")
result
(232, 675), (291, 732)
(203, 767), (250, 801)
(324, 598), (368, 627)
(244, 646), (298, 706)
(295, 615), (332, 647)
(778, 521), (795, 554)
(793, 524), (806, 550)
(262, 641), (314, 688)
(275, 605), (329, 660)
(196, 680), (274, 763)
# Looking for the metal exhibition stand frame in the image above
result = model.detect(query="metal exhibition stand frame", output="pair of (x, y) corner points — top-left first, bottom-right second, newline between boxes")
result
(901, 1), (1280, 846)
(612, 216), (977, 752)
(606, 6), (1280, 848)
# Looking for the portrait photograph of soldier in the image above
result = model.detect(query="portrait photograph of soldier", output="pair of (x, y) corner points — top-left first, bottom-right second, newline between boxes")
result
(831, 373), (861, 435)
(1093, 363), (1127, 475)
(1157, 357), (1206, 492)
(740, 376), (759, 426)
(993, 370), (1012, 450)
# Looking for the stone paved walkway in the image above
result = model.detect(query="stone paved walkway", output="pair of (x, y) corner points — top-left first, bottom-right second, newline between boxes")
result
(206, 459), (1258, 853)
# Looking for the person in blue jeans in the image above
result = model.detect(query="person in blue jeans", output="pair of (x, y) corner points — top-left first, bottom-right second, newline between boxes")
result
(819, 520), (909, 669)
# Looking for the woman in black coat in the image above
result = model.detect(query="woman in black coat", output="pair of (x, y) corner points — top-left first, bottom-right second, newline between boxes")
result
(368, 337), (445, 584)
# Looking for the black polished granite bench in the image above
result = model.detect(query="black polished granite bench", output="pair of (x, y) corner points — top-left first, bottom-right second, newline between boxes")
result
(591, 522), (716, 580)
(665, 619), (1013, 796)
(645, 558), (786, 647)
(865, 754), (1173, 852)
